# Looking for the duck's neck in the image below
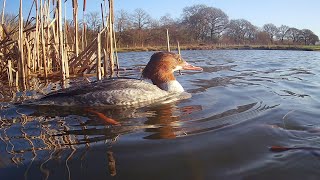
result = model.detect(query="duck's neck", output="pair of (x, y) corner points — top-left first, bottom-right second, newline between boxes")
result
(157, 80), (184, 93)
(147, 70), (184, 93)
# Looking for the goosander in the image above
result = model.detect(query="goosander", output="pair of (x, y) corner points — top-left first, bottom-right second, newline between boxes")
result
(35, 52), (202, 107)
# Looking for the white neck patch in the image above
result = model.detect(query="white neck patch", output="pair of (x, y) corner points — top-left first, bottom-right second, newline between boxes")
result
(158, 80), (184, 93)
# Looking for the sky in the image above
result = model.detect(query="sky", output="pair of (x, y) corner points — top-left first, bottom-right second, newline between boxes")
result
(2, 0), (320, 37)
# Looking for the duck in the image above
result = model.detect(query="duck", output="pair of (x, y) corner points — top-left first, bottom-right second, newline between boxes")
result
(34, 52), (202, 107)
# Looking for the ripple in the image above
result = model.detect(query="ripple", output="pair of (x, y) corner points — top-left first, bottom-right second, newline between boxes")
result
(2, 50), (320, 179)
(173, 101), (278, 136)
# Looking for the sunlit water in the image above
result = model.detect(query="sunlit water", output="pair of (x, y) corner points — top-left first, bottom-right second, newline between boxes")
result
(1, 50), (320, 179)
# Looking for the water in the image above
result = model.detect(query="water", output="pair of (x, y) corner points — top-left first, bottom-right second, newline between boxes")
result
(1, 50), (320, 179)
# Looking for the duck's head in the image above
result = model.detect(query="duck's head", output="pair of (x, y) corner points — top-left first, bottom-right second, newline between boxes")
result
(142, 52), (202, 92)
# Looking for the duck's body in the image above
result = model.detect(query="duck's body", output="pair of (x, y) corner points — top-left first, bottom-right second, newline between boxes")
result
(39, 78), (182, 106)
(35, 52), (202, 107)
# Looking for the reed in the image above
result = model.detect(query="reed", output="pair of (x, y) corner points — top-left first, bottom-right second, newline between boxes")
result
(97, 31), (102, 80)
(177, 41), (181, 55)
(1, 0), (5, 24)
(108, 0), (115, 76)
(72, 0), (79, 57)
(166, 28), (170, 52)
(0, 0), (118, 88)
(18, 0), (26, 90)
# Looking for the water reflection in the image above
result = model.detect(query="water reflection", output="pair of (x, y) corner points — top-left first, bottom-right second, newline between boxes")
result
(0, 96), (272, 178)
(144, 104), (202, 139)
(2, 50), (320, 179)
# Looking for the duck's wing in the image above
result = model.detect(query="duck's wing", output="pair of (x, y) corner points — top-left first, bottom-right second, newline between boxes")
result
(41, 78), (143, 99)
(73, 79), (172, 106)
(36, 78), (172, 106)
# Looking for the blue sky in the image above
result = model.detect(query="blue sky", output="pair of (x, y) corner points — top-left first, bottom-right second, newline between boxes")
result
(2, 0), (320, 37)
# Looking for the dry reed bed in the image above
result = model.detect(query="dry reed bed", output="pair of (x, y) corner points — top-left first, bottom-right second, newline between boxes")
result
(0, 0), (118, 90)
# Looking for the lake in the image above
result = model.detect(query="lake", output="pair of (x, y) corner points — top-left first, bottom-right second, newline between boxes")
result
(1, 50), (320, 179)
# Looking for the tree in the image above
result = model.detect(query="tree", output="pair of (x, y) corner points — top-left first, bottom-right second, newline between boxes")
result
(159, 14), (184, 44)
(204, 7), (229, 42)
(286, 28), (301, 44)
(159, 14), (175, 28)
(300, 29), (319, 45)
(115, 10), (132, 45)
(84, 12), (101, 32)
(262, 23), (278, 43)
(224, 19), (257, 44)
(132, 8), (151, 30)
(182, 4), (208, 41)
(182, 4), (228, 42)
(115, 10), (132, 32)
(276, 25), (290, 43)
(256, 31), (270, 44)
(131, 8), (152, 46)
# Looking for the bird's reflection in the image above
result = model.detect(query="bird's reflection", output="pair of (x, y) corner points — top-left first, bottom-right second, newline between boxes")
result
(0, 101), (202, 178)
(144, 104), (202, 139)
(0, 99), (273, 179)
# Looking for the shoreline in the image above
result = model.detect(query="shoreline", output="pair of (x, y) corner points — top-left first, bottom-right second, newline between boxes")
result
(117, 45), (320, 53)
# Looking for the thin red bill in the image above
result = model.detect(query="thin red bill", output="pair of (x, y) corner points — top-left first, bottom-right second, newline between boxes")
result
(182, 62), (203, 71)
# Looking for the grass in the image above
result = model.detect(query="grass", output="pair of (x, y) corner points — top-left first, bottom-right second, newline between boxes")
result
(302, 45), (320, 51)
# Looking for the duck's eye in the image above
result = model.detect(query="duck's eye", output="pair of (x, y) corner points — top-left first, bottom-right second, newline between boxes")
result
(177, 58), (182, 62)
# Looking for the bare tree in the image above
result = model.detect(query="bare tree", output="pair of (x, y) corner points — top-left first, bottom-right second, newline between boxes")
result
(130, 8), (152, 46)
(159, 14), (175, 27)
(256, 31), (270, 44)
(115, 10), (132, 46)
(276, 25), (290, 43)
(300, 29), (319, 45)
(182, 4), (228, 42)
(224, 19), (257, 44)
(286, 27), (301, 44)
(182, 4), (207, 41)
(204, 7), (229, 42)
(85, 11), (101, 32)
(132, 8), (151, 30)
(115, 10), (131, 32)
(262, 23), (278, 43)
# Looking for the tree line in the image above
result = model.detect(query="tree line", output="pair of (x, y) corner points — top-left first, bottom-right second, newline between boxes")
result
(3, 4), (319, 49)
(111, 4), (319, 47)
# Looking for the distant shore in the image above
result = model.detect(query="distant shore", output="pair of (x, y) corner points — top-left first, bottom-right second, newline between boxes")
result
(117, 45), (320, 53)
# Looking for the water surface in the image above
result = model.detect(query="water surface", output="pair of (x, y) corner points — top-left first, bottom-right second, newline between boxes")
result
(1, 50), (320, 179)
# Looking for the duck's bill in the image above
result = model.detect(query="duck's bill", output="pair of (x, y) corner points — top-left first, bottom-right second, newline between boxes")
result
(182, 62), (203, 71)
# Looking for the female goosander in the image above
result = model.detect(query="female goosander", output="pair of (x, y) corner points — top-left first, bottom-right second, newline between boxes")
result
(36, 52), (202, 107)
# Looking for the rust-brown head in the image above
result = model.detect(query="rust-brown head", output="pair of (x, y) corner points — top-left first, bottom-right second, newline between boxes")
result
(142, 52), (202, 87)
